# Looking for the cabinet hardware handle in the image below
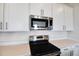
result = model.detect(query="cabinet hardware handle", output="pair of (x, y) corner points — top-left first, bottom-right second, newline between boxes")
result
(42, 10), (44, 15)
(64, 48), (68, 50)
(0, 22), (2, 30)
(63, 25), (65, 30)
(6, 22), (8, 30)
(41, 9), (42, 15)
(63, 25), (66, 30)
(41, 9), (44, 16)
(64, 25), (66, 30)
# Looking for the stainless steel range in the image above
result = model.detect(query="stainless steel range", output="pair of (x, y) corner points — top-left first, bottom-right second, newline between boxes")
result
(29, 35), (61, 56)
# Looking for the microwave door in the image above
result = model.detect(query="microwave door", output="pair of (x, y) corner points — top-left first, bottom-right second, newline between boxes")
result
(31, 18), (48, 29)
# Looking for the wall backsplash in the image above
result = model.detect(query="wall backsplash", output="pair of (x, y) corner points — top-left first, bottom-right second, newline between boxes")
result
(0, 31), (68, 45)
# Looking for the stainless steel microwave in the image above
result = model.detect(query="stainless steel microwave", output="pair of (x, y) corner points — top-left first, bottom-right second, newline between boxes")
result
(30, 15), (53, 30)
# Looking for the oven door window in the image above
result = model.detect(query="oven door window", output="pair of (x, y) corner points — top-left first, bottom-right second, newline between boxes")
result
(31, 18), (48, 28)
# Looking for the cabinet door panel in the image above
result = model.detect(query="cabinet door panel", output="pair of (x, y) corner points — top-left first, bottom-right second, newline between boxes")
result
(42, 3), (52, 17)
(30, 3), (42, 16)
(64, 5), (73, 31)
(4, 3), (29, 31)
(52, 4), (64, 31)
(0, 3), (3, 31)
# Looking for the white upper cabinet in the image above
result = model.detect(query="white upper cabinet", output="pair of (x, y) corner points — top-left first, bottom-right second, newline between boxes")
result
(52, 4), (64, 31)
(52, 3), (73, 31)
(64, 5), (73, 31)
(0, 3), (74, 32)
(30, 3), (52, 17)
(4, 3), (30, 31)
(41, 3), (52, 17)
(30, 3), (42, 16)
(0, 3), (3, 31)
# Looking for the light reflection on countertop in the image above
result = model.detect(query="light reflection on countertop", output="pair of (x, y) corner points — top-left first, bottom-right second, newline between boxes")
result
(49, 39), (79, 48)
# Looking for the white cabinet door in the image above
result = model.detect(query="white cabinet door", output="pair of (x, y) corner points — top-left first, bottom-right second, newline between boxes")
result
(52, 4), (73, 31)
(30, 3), (42, 16)
(42, 3), (52, 17)
(72, 44), (79, 56)
(61, 47), (74, 56)
(30, 3), (52, 17)
(61, 48), (70, 56)
(0, 3), (3, 31)
(52, 4), (64, 31)
(4, 3), (29, 31)
(64, 5), (73, 31)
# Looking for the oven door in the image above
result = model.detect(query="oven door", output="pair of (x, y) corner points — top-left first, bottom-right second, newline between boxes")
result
(31, 18), (48, 30)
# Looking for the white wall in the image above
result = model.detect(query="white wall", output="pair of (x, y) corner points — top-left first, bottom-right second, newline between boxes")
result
(49, 31), (67, 40)
(67, 6), (79, 40)
(29, 31), (67, 40)
(0, 32), (29, 45)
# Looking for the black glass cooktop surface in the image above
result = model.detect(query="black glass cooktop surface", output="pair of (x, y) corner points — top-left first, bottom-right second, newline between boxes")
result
(29, 40), (60, 56)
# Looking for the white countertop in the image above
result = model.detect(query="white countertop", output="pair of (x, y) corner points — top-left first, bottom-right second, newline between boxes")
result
(49, 39), (79, 48)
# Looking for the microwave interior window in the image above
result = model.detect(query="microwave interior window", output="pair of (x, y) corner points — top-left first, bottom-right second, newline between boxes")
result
(33, 21), (46, 28)
(31, 18), (48, 28)
(50, 20), (53, 26)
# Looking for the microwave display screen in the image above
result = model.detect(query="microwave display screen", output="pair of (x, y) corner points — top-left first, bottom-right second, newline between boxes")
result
(31, 18), (48, 28)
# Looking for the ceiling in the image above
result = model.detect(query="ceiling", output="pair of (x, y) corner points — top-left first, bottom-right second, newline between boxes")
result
(67, 3), (79, 6)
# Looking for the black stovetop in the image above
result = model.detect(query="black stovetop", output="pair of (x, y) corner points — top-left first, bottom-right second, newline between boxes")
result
(29, 40), (60, 56)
